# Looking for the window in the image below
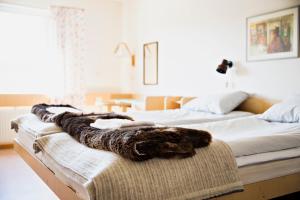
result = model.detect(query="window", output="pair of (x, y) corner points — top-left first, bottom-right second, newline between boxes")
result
(0, 4), (63, 95)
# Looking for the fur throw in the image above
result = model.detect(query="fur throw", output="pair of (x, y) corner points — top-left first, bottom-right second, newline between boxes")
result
(32, 104), (212, 161)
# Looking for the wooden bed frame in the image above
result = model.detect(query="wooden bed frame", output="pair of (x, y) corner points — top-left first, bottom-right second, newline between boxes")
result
(14, 140), (300, 200)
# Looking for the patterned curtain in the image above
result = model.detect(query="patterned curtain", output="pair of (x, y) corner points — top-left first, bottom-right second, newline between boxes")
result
(50, 6), (85, 106)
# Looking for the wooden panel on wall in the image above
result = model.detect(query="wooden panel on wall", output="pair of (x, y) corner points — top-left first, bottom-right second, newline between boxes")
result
(0, 94), (49, 107)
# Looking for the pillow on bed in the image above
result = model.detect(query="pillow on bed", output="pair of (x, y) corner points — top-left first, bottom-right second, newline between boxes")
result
(259, 96), (300, 123)
(182, 91), (249, 114)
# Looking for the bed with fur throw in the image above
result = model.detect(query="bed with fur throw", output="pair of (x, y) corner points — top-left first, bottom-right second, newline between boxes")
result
(30, 104), (243, 199)
(32, 104), (212, 161)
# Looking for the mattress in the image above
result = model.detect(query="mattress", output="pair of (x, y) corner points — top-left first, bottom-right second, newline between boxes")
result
(16, 125), (300, 200)
(126, 109), (253, 125)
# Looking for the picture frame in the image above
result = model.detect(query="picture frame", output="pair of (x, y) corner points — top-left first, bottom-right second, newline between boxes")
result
(143, 41), (158, 85)
(247, 6), (299, 61)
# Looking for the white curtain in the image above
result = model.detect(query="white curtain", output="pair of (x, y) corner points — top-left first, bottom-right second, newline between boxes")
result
(50, 6), (85, 106)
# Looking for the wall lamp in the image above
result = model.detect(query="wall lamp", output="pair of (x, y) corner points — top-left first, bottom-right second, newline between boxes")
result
(114, 42), (135, 67)
(216, 59), (233, 74)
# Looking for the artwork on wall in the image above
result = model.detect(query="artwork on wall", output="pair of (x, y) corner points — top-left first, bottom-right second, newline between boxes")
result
(143, 42), (158, 85)
(247, 6), (299, 61)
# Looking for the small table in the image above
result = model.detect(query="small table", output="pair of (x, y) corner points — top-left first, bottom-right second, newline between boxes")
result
(96, 100), (132, 112)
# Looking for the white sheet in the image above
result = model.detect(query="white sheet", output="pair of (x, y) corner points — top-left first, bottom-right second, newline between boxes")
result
(180, 116), (300, 166)
(126, 109), (253, 125)
(91, 119), (154, 129)
(46, 106), (80, 115)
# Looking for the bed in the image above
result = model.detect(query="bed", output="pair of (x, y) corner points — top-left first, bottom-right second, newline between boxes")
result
(14, 116), (300, 200)
(125, 93), (253, 125)
(12, 96), (300, 200)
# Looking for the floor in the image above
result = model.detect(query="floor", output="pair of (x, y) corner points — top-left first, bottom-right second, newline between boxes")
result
(0, 149), (59, 200)
(0, 148), (299, 200)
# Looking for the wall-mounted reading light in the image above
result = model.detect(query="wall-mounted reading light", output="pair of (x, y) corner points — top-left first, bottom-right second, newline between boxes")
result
(216, 59), (233, 74)
(114, 42), (135, 67)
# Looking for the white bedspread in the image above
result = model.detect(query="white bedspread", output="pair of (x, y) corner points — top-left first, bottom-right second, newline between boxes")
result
(181, 116), (300, 166)
(127, 109), (252, 125)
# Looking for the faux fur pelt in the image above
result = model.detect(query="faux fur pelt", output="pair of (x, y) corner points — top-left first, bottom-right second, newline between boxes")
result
(32, 104), (212, 161)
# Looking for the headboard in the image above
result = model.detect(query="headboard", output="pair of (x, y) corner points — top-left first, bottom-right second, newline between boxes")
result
(236, 96), (274, 114)
(164, 96), (274, 114)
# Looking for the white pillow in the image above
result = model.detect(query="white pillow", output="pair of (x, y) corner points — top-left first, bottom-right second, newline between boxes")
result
(182, 91), (249, 114)
(259, 96), (300, 123)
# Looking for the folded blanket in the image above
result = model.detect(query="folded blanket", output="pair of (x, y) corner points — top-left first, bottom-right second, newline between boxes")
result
(91, 119), (155, 129)
(11, 113), (62, 136)
(32, 104), (212, 161)
(34, 133), (243, 200)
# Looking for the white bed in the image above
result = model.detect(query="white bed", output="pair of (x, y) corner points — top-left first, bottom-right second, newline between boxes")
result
(126, 109), (253, 125)
(179, 115), (300, 167)
(15, 115), (300, 200)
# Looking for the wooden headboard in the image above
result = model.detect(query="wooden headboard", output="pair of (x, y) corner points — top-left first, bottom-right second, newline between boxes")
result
(165, 96), (274, 114)
(0, 94), (50, 107)
(236, 96), (274, 114)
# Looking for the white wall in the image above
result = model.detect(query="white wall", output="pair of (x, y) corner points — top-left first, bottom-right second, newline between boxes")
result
(0, 0), (123, 93)
(122, 0), (300, 101)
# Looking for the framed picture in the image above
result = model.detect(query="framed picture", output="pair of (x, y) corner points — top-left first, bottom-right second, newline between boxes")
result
(247, 6), (299, 61)
(143, 42), (158, 85)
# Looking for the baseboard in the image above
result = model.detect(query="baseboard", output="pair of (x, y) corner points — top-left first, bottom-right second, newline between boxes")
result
(0, 143), (13, 149)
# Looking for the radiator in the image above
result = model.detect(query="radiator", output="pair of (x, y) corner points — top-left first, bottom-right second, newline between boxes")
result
(0, 107), (31, 144)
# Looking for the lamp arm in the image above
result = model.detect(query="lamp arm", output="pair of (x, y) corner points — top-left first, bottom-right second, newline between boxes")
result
(114, 42), (132, 55)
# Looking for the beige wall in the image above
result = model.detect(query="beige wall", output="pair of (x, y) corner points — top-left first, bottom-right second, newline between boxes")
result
(122, 0), (300, 101)
(0, 0), (123, 93)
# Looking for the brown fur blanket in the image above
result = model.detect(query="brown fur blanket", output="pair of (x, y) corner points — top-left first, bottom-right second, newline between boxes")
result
(32, 104), (212, 161)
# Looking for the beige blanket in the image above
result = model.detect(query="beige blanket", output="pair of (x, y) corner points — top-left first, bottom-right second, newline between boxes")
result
(34, 133), (243, 200)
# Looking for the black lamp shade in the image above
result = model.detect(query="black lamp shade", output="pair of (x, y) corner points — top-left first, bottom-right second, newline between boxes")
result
(216, 59), (233, 74)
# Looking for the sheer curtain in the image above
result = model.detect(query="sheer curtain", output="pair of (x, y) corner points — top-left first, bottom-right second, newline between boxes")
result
(50, 6), (85, 106)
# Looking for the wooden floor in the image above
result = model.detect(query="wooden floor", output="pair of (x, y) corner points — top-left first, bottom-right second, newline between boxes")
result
(0, 149), (59, 200)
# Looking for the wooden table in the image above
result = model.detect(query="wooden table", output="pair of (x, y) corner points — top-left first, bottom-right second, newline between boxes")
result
(97, 100), (132, 112)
